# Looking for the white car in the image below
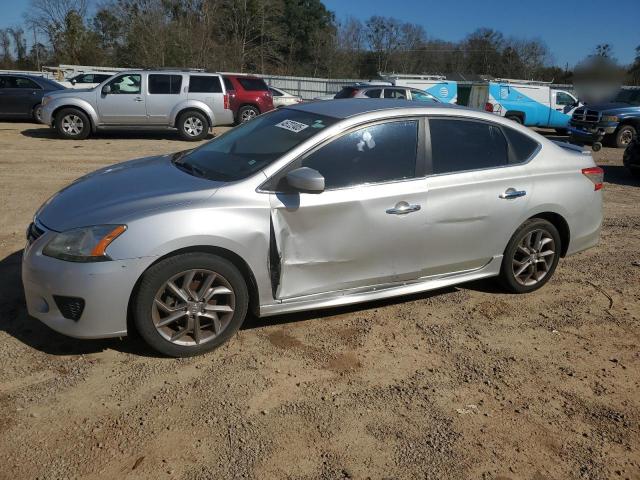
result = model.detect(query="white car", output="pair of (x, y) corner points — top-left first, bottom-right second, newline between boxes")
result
(59, 72), (116, 89)
(268, 86), (303, 107)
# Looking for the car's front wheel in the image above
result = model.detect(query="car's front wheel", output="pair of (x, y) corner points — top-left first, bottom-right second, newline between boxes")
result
(55, 108), (91, 139)
(499, 218), (561, 293)
(33, 104), (43, 123)
(133, 253), (249, 357)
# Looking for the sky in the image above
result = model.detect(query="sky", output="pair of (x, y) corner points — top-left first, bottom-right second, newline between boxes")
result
(324, 0), (639, 67)
(0, 0), (638, 67)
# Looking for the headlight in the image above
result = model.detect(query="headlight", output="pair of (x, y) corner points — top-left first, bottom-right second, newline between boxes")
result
(41, 96), (51, 107)
(43, 225), (126, 262)
(601, 115), (619, 122)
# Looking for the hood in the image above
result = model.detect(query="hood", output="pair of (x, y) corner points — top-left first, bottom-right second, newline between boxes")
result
(582, 102), (637, 114)
(46, 87), (96, 98)
(37, 154), (222, 231)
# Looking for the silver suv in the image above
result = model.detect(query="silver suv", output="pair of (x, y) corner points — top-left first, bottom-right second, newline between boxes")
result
(40, 70), (235, 141)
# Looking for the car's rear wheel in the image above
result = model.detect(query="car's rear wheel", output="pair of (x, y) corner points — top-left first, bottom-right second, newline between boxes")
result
(238, 105), (259, 123)
(499, 218), (561, 293)
(506, 115), (523, 125)
(56, 108), (91, 139)
(133, 253), (249, 357)
(177, 111), (209, 141)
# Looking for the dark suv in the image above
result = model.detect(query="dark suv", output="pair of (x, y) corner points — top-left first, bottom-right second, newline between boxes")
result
(222, 74), (274, 123)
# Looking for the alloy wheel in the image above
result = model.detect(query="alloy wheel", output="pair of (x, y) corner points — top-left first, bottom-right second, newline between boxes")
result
(511, 229), (556, 286)
(34, 106), (43, 123)
(620, 129), (634, 146)
(240, 109), (257, 122)
(152, 269), (235, 346)
(61, 114), (84, 136)
(183, 117), (204, 137)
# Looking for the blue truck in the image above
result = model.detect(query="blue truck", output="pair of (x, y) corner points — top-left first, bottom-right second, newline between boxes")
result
(468, 79), (580, 131)
(568, 87), (640, 150)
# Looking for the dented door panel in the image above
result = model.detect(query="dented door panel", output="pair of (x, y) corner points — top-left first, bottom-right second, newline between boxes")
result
(269, 180), (431, 299)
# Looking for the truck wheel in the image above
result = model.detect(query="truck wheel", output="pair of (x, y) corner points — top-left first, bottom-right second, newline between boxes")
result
(55, 108), (91, 140)
(506, 115), (523, 125)
(613, 125), (636, 149)
(177, 111), (209, 141)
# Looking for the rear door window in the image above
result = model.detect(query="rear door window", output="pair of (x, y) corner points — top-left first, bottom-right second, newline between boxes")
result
(0, 76), (14, 88)
(383, 88), (407, 99)
(364, 89), (381, 98)
(429, 118), (508, 174)
(189, 75), (223, 93)
(237, 78), (268, 91)
(148, 74), (182, 94)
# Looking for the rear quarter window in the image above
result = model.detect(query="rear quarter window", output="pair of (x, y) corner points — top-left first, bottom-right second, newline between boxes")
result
(502, 127), (539, 164)
(189, 75), (223, 93)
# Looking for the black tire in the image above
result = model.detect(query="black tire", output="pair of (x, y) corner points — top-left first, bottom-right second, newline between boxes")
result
(32, 104), (43, 123)
(555, 128), (568, 136)
(133, 252), (249, 357)
(177, 110), (209, 141)
(55, 108), (91, 139)
(506, 115), (523, 125)
(499, 218), (561, 294)
(613, 125), (636, 149)
(237, 105), (260, 124)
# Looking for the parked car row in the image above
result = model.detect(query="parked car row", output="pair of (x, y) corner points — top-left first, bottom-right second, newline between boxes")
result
(0, 70), (288, 140)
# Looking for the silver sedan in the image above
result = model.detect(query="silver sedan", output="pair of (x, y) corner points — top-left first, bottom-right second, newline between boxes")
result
(23, 99), (603, 357)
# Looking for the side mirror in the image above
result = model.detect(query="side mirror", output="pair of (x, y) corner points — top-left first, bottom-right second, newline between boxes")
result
(101, 85), (111, 95)
(70, 79), (76, 85)
(285, 167), (325, 193)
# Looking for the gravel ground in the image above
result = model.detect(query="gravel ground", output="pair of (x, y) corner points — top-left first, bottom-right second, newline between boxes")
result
(0, 122), (638, 480)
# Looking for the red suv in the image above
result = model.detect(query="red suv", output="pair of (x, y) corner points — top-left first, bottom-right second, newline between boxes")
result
(223, 74), (274, 123)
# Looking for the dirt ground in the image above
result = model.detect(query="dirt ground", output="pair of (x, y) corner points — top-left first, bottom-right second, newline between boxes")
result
(0, 122), (638, 480)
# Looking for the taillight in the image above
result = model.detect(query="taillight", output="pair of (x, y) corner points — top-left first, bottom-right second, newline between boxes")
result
(484, 102), (494, 112)
(582, 167), (604, 190)
(223, 93), (229, 110)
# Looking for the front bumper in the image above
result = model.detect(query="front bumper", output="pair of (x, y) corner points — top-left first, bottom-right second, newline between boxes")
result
(568, 122), (617, 142)
(22, 228), (153, 339)
(40, 104), (54, 126)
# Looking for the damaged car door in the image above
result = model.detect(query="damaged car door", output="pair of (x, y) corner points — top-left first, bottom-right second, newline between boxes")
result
(268, 118), (430, 299)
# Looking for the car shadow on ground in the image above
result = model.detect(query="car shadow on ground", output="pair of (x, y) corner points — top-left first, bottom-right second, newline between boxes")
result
(601, 164), (639, 187)
(2, 248), (466, 356)
(20, 126), (215, 142)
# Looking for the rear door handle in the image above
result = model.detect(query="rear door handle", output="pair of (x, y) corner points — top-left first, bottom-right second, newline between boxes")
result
(386, 201), (421, 215)
(499, 188), (527, 199)
(134, 97), (143, 102)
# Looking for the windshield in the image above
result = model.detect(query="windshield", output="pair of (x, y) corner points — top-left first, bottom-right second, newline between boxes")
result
(614, 89), (640, 105)
(174, 109), (338, 181)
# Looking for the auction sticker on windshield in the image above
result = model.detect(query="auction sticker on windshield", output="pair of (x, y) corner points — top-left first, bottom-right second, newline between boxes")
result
(275, 119), (309, 133)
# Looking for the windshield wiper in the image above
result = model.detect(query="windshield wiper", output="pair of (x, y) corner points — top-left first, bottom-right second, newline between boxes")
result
(171, 152), (207, 178)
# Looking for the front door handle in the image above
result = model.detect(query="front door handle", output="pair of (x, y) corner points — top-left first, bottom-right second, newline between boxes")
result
(386, 201), (421, 215)
(499, 188), (527, 199)
(134, 97), (143, 102)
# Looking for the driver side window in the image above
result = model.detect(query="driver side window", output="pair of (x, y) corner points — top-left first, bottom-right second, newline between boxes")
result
(556, 92), (574, 106)
(107, 74), (141, 94)
(297, 120), (419, 190)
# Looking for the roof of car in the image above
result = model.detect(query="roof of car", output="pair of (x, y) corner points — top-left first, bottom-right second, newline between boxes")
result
(285, 98), (462, 119)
